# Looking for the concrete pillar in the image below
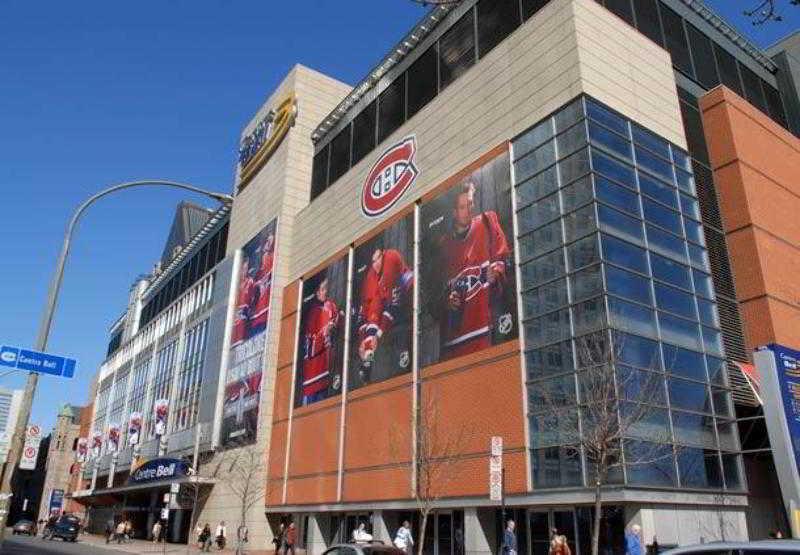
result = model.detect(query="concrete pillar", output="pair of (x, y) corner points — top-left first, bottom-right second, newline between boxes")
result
(146, 490), (158, 540)
(371, 511), (391, 543)
(465, 508), (493, 555)
(305, 514), (328, 555)
(170, 508), (185, 543)
(90, 463), (98, 490)
(107, 454), (118, 488)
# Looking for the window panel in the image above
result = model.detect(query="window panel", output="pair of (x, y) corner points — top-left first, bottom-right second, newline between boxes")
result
(554, 99), (584, 133)
(351, 101), (377, 166)
(660, 5), (693, 77)
(586, 99), (628, 135)
(523, 278), (568, 317)
(716, 420), (739, 451)
(672, 148), (692, 173)
(625, 440), (676, 486)
(570, 265), (603, 303)
(672, 411), (716, 448)
(643, 199), (682, 236)
(692, 270), (714, 299)
(679, 94), (710, 165)
(635, 146), (673, 183)
(654, 283), (697, 320)
(517, 192), (560, 233)
(560, 147), (591, 184)
(564, 204), (596, 242)
(557, 121), (588, 156)
(646, 224), (687, 262)
(572, 296), (606, 335)
(601, 234), (648, 273)
(659, 312), (702, 350)
(617, 367), (666, 405)
(686, 23), (719, 89)
(310, 146), (329, 200)
(439, 9), (476, 90)
(669, 377), (712, 413)
(622, 403), (670, 439)
(531, 445), (583, 487)
(722, 453), (744, 491)
(712, 388), (733, 417)
(515, 119), (553, 160)
(520, 219), (563, 261)
(684, 219), (705, 245)
(706, 356), (728, 386)
(526, 340), (574, 379)
(703, 327), (724, 357)
(639, 172), (678, 209)
(677, 448), (722, 489)
(561, 175), (593, 212)
(328, 124), (352, 184)
(615, 333), (661, 369)
(516, 165), (558, 205)
(567, 234), (600, 271)
(740, 65), (768, 112)
(525, 308), (572, 348)
(764, 83), (788, 127)
(662, 344), (706, 382)
(604, 0), (634, 25)
(406, 45), (438, 120)
(596, 175), (639, 216)
(606, 265), (651, 305)
(609, 296), (657, 336)
(675, 168), (696, 195)
(598, 204), (644, 244)
(528, 374), (577, 408)
(377, 74), (406, 144)
(515, 141), (556, 182)
(522, 248), (566, 287)
(522, 0), (549, 20)
(477, 0), (520, 58)
(632, 0), (663, 46)
(632, 126), (670, 160)
(591, 150), (636, 188)
(687, 243), (709, 270)
(588, 121), (631, 160)
(713, 43), (743, 96)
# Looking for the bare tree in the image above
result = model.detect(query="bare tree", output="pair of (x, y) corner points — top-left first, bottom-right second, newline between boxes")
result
(535, 331), (673, 555)
(221, 443), (266, 554)
(744, 0), (799, 25)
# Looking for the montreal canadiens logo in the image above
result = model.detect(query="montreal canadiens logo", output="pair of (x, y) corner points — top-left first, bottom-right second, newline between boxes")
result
(361, 135), (418, 218)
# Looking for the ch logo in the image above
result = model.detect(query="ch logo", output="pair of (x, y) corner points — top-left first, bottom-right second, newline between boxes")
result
(497, 313), (513, 335)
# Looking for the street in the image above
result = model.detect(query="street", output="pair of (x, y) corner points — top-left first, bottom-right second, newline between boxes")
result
(0, 534), (120, 554)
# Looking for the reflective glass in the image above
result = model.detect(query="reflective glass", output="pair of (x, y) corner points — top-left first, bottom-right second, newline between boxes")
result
(562, 175), (593, 212)
(692, 270), (714, 299)
(520, 220), (563, 261)
(601, 234), (648, 274)
(624, 405), (670, 441)
(716, 420), (739, 451)
(438, 9), (476, 89)
(588, 121), (631, 160)
(632, 126), (670, 160)
(515, 141), (556, 183)
(522, 278), (568, 318)
(671, 148), (691, 172)
(706, 356), (728, 386)
(586, 99), (627, 136)
(575, 331), (611, 368)
(712, 388), (733, 418)
(680, 193), (701, 221)
(654, 283), (697, 320)
(570, 265), (603, 303)
(625, 440), (676, 486)
(518, 192), (560, 232)
(684, 218), (705, 245)
(615, 333), (661, 369)
(659, 312), (702, 350)
(564, 204), (596, 242)
(672, 411), (716, 448)
(617, 367), (666, 405)
(520, 249), (565, 287)
(643, 199), (682, 236)
(515, 120), (553, 160)
(557, 121), (588, 156)
(722, 453), (744, 490)
(606, 265), (651, 305)
(703, 327), (724, 357)
(528, 374), (577, 408)
(591, 150), (636, 188)
(675, 168), (696, 195)
(651, 254), (691, 290)
(639, 172), (678, 209)
(609, 297), (657, 337)
(525, 308), (571, 348)
(567, 234), (600, 271)
(647, 224), (687, 261)
(669, 378), (712, 413)
(662, 344), (706, 382)
(697, 299), (719, 328)
(635, 146), (674, 183)
(476, 0), (521, 58)
(526, 340), (574, 379)
(555, 99), (585, 133)
(688, 243), (709, 270)
(572, 296), (606, 335)
(517, 165), (558, 205)
(595, 175), (639, 216)
(560, 148), (591, 184)
(531, 445), (583, 487)
(530, 412), (579, 447)
(598, 205), (644, 244)
(677, 448), (722, 489)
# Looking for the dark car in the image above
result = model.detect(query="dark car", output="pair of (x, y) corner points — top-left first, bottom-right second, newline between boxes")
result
(12, 519), (35, 535)
(323, 541), (406, 555)
(662, 540), (800, 555)
(42, 515), (81, 542)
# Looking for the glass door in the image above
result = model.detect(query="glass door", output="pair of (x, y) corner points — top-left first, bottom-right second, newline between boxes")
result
(552, 510), (577, 555)
(528, 510), (551, 555)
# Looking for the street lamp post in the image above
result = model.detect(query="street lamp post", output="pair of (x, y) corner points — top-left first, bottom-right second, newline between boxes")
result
(0, 180), (232, 541)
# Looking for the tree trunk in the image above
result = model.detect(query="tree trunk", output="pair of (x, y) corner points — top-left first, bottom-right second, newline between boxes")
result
(591, 459), (604, 555)
(417, 510), (430, 555)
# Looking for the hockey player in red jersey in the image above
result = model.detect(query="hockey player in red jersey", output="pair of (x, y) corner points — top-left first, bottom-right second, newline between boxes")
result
(355, 247), (414, 383)
(300, 277), (341, 405)
(231, 258), (256, 348)
(250, 233), (275, 333)
(440, 180), (511, 358)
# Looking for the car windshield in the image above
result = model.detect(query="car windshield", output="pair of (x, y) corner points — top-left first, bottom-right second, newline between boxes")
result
(59, 516), (80, 524)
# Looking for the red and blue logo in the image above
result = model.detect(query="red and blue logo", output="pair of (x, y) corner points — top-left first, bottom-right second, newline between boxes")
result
(361, 136), (419, 218)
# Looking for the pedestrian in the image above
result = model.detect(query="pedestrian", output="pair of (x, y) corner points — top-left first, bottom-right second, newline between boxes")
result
(152, 519), (163, 543)
(502, 519), (517, 555)
(196, 521), (205, 548)
(216, 520), (227, 550)
(550, 535), (571, 555)
(115, 519), (126, 544)
(393, 520), (414, 554)
(200, 523), (213, 552)
(625, 524), (644, 555)
(124, 519), (133, 542)
(285, 522), (297, 555)
(273, 522), (285, 555)
(105, 517), (115, 543)
(352, 521), (373, 543)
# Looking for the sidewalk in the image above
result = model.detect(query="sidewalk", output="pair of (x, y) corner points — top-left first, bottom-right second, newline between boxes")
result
(77, 532), (278, 554)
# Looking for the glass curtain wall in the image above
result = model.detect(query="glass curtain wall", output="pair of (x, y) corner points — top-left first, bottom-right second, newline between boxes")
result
(513, 96), (742, 491)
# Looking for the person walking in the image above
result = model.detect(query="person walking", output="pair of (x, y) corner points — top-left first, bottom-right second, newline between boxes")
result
(352, 522), (373, 543)
(625, 524), (643, 555)
(273, 522), (285, 555)
(105, 517), (115, 543)
(196, 522), (205, 548)
(285, 522), (297, 555)
(216, 520), (228, 550)
(200, 523), (213, 552)
(124, 519), (133, 543)
(152, 519), (163, 543)
(549, 535), (571, 555)
(115, 520), (126, 544)
(502, 520), (517, 555)
(393, 520), (414, 554)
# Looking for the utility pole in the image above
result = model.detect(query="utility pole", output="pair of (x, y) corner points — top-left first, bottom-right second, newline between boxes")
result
(0, 180), (231, 541)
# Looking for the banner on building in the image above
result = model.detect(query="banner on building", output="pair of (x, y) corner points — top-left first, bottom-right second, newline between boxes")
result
(19, 424), (42, 470)
(222, 219), (277, 447)
(91, 430), (103, 457)
(49, 489), (64, 515)
(295, 254), (348, 408)
(349, 213), (414, 389)
(153, 399), (169, 437)
(128, 412), (142, 446)
(419, 151), (517, 365)
(75, 437), (88, 463)
(107, 423), (121, 453)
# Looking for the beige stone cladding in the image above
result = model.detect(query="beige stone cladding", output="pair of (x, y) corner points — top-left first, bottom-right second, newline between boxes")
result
(289, 0), (686, 279)
(198, 65), (350, 550)
(37, 406), (82, 522)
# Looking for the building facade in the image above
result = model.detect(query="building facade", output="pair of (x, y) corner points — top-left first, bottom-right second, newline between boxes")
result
(37, 404), (83, 522)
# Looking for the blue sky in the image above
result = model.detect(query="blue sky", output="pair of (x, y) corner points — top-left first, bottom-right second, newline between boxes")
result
(0, 1), (797, 434)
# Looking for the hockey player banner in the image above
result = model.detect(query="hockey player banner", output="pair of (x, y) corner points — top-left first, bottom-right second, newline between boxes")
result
(107, 423), (121, 453)
(128, 412), (142, 446)
(76, 437), (88, 462)
(91, 430), (103, 458)
(349, 213), (414, 389)
(295, 254), (348, 407)
(223, 219), (277, 447)
(419, 151), (517, 365)
(153, 399), (169, 437)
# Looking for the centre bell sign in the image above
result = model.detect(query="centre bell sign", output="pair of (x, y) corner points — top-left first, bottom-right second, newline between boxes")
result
(128, 458), (190, 484)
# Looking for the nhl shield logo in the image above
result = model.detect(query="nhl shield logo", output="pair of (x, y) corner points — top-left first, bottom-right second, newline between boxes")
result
(361, 136), (419, 218)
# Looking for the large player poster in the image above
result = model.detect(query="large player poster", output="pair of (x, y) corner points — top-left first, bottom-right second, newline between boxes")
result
(222, 219), (277, 447)
(419, 151), (517, 366)
(349, 214), (414, 389)
(294, 255), (348, 407)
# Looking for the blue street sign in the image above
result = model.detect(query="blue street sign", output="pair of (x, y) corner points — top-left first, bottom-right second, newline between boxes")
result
(0, 345), (76, 378)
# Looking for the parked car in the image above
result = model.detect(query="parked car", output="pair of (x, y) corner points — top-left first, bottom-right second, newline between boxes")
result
(662, 540), (800, 555)
(12, 519), (35, 535)
(323, 541), (406, 555)
(42, 514), (81, 542)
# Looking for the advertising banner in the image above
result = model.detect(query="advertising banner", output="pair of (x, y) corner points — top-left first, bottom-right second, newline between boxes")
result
(349, 213), (414, 389)
(49, 489), (64, 514)
(295, 254), (348, 407)
(419, 151), (517, 365)
(107, 423), (121, 453)
(128, 412), (142, 447)
(76, 437), (88, 463)
(153, 399), (169, 437)
(91, 430), (103, 457)
(222, 219), (277, 447)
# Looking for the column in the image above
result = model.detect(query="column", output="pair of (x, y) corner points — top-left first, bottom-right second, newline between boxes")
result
(146, 490), (158, 540)
(305, 514), (328, 555)
(170, 508), (185, 543)
(371, 511), (390, 543)
(465, 508), (493, 555)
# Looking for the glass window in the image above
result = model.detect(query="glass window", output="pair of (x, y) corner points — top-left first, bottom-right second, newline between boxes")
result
(310, 146), (329, 200)
(520, 220), (562, 261)
(515, 141), (556, 183)
(562, 175), (593, 212)
(675, 168), (696, 194)
(684, 219), (705, 245)
(518, 192), (559, 231)
(764, 83), (788, 127)
(625, 440), (676, 486)
(706, 356), (728, 386)
(604, 0), (634, 25)
(523, 278), (568, 317)
(654, 283), (697, 320)
(515, 120), (553, 160)
(477, 0), (520, 58)
(713, 43), (743, 97)
(609, 297), (657, 336)
(685, 23), (719, 89)
(592, 150), (636, 188)
(554, 99), (584, 133)
(632, 126), (669, 160)
(573, 297), (606, 335)
(692, 270), (714, 299)
(557, 122), (588, 156)
(659, 312), (702, 350)
(522, 0), (549, 20)
(526, 340), (574, 379)
(722, 453), (744, 491)
(173, 319), (208, 432)
(615, 332), (661, 369)
(406, 45), (438, 120)
(576, 331), (612, 367)
(147, 340), (179, 438)
(660, 5), (693, 77)
(606, 265), (651, 305)
(351, 101), (377, 166)
(633, 0), (663, 45)
(672, 148), (692, 173)
(662, 344), (706, 382)
(530, 411), (579, 446)
(439, 10), (476, 90)
(564, 204), (596, 242)
(716, 420), (739, 451)
(643, 199), (682, 236)
(740, 65), (768, 113)
(525, 308), (572, 348)
(647, 224), (687, 262)
(639, 173), (678, 209)
(672, 411), (716, 448)
(532, 446), (583, 488)
(669, 378), (711, 413)
(522, 248), (566, 287)
(377, 74), (406, 144)
(567, 234), (600, 271)
(516, 165), (558, 205)
(688, 243), (709, 270)
(679, 94), (709, 165)
(598, 204), (644, 244)
(617, 366), (666, 405)
(571, 265), (603, 303)
(528, 374), (577, 408)
(596, 175), (639, 216)
(586, 99), (627, 136)
(697, 299), (719, 328)
(712, 388), (733, 417)
(601, 234), (648, 274)
(623, 404), (670, 440)
(588, 121), (631, 160)
(651, 253), (691, 290)
(677, 448), (722, 489)
(560, 147), (591, 184)
(635, 146), (673, 183)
